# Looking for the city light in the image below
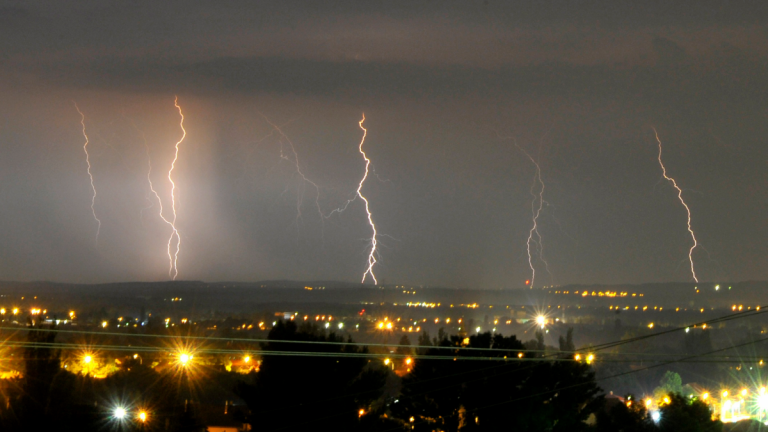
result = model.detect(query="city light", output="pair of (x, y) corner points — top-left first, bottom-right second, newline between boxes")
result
(113, 407), (126, 419)
(384, 358), (391, 365)
(536, 315), (546, 328)
(83, 355), (92, 364)
(178, 353), (192, 366)
(758, 390), (768, 410)
(405, 358), (412, 365)
(138, 411), (147, 423)
(586, 354), (594, 364)
(651, 410), (661, 423)
(244, 356), (250, 363)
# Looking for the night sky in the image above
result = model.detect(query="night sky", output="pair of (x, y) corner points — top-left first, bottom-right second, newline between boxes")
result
(0, 1), (767, 287)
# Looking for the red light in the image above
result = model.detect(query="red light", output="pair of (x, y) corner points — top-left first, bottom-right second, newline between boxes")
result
(525, 280), (530, 285)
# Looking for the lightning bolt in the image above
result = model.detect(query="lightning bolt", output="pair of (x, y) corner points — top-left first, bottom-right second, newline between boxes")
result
(653, 128), (699, 282)
(515, 143), (553, 289)
(145, 132), (179, 278)
(166, 97), (186, 280)
(74, 103), (101, 246)
(355, 114), (379, 285)
(260, 116), (324, 232)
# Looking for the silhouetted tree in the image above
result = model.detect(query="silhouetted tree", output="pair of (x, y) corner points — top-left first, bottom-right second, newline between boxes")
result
(658, 393), (722, 432)
(559, 327), (576, 352)
(236, 320), (390, 431)
(394, 331), (602, 431)
(594, 394), (656, 432)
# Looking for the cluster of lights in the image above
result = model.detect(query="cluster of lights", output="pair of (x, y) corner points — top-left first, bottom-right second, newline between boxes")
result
(112, 407), (149, 424)
(574, 353), (595, 364)
(405, 302), (439, 308)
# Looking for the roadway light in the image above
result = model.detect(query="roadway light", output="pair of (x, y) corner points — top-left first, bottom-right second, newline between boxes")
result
(83, 355), (92, 364)
(138, 411), (147, 423)
(178, 353), (192, 366)
(113, 407), (126, 419)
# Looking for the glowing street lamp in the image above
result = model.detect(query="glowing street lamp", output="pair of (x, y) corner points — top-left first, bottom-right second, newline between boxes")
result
(113, 407), (127, 420)
(536, 315), (546, 328)
(178, 353), (191, 366)
(83, 354), (93, 364)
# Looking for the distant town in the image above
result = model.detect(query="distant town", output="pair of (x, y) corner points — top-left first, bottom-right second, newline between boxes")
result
(0, 280), (766, 430)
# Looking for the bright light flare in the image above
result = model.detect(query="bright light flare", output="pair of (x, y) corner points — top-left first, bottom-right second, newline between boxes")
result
(113, 407), (127, 420)
(74, 103), (101, 245)
(178, 352), (191, 366)
(138, 411), (147, 423)
(653, 128), (699, 282)
(758, 394), (768, 410)
(535, 315), (546, 328)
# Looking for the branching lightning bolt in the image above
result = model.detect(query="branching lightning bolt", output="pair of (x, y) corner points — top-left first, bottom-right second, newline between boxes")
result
(515, 142), (553, 289)
(355, 114), (379, 284)
(74, 103), (101, 246)
(653, 128), (699, 282)
(260, 116), (324, 234)
(166, 97), (186, 280)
